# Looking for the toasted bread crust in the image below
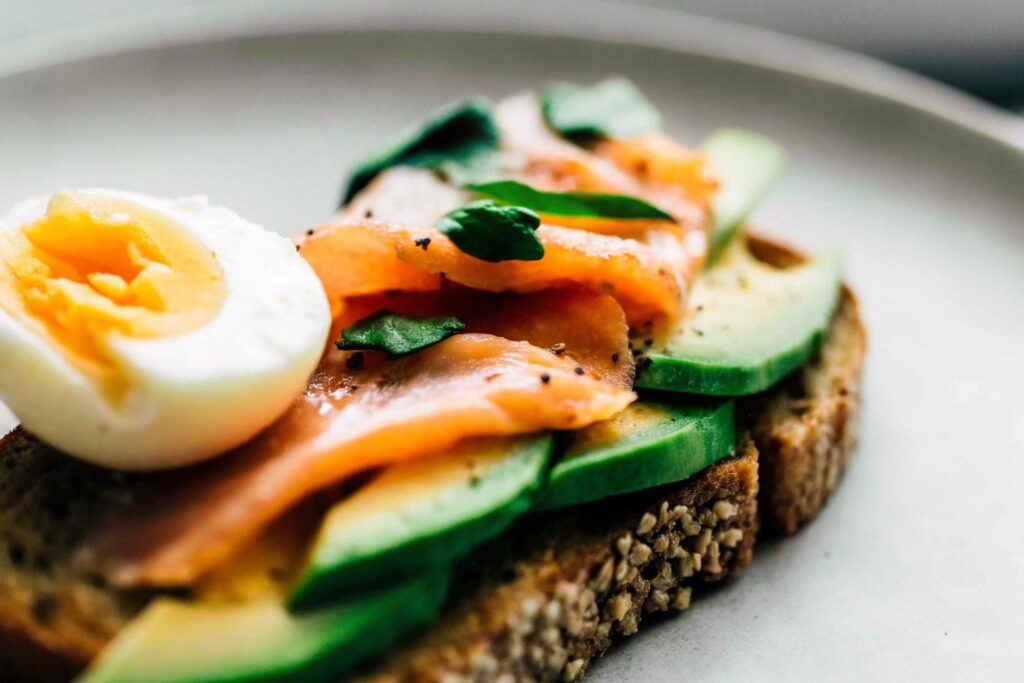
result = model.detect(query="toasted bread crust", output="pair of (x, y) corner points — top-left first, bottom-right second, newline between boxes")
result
(360, 439), (758, 682)
(0, 235), (865, 681)
(743, 234), (866, 534)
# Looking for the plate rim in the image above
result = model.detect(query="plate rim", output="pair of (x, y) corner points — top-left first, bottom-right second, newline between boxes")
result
(1, 0), (1022, 155)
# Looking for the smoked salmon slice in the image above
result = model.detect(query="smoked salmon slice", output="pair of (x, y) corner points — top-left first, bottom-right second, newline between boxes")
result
(307, 167), (694, 325)
(295, 93), (715, 326)
(74, 290), (634, 588)
(493, 93), (710, 230)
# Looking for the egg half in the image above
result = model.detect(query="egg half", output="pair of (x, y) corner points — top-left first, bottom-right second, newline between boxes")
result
(0, 189), (330, 470)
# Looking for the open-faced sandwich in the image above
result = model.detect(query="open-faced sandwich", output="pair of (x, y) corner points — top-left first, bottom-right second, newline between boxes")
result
(0, 79), (865, 682)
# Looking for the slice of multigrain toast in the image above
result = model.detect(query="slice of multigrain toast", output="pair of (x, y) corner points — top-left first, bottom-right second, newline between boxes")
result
(0, 236), (864, 682)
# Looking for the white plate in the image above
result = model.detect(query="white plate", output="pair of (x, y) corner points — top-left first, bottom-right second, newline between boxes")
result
(1, 1), (1022, 679)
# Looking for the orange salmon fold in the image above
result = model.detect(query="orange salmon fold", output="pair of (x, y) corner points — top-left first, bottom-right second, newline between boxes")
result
(301, 168), (698, 326)
(75, 290), (634, 587)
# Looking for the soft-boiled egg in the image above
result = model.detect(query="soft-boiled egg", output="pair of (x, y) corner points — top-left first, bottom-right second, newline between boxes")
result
(0, 189), (330, 470)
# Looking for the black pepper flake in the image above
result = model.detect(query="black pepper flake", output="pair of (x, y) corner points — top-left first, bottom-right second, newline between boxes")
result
(644, 339), (653, 347)
(295, 244), (301, 251)
(694, 329), (704, 337)
(696, 305), (704, 312)
(574, 366), (585, 375)
(414, 237), (431, 250)
(540, 373), (551, 384)
(469, 475), (482, 487)
(641, 357), (653, 369)
(631, 348), (642, 357)
(30, 595), (56, 623)
(439, 271), (447, 280)
(611, 352), (620, 363)
(364, 209), (374, 218)
(8, 542), (25, 567)
(346, 352), (365, 371)
(306, 228), (314, 236)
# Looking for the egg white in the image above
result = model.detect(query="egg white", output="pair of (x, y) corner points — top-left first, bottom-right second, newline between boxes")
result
(0, 189), (331, 470)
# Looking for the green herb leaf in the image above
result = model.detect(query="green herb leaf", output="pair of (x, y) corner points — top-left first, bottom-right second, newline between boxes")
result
(468, 180), (674, 222)
(541, 78), (661, 142)
(341, 98), (498, 205)
(337, 311), (465, 357)
(436, 200), (543, 262)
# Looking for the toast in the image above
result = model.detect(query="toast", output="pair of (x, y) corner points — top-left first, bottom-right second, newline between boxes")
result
(0, 236), (865, 682)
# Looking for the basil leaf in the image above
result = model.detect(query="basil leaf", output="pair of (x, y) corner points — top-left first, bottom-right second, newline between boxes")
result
(337, 311), (464, 357)
(468, 180), (674, 222)
(341, 98), (498, 205)
(436, 200), (543, 262)
(541, 78), (661, 142)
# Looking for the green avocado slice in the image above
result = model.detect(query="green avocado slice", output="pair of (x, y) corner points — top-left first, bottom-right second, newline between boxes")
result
(288, 435), (551, 610)
(78, 570), (449, 683)
(536, 399), (735, 510)
(704, 128), (787, 262)
(636, 235), (842, 396)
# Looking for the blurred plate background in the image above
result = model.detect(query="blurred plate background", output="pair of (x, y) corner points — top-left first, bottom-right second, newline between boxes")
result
(3, 0), (1023, 100)
(0, 1), (1022, 679)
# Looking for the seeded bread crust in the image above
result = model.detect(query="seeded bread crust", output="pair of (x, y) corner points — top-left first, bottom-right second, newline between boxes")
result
(0, 236), (864, 682)
(358, 439), (758, 683)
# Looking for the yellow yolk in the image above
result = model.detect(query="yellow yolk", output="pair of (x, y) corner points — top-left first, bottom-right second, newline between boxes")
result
(0, 191), (226, 397)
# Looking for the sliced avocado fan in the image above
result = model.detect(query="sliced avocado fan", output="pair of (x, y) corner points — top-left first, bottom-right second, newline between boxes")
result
(537, 399), (736, 510)
(78, 570), (449, 683)
(703, 128), (787, 263)
(636, 234), (842, 396)
(289, 435), (551, 609)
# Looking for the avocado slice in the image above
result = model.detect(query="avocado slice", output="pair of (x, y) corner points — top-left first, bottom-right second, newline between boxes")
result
(537, 399), (735, 510)
(289, 435), (551, 609)
(636, 235), (842, 396)
(704, 128), (787, 262)
(79, 570), (449, 683)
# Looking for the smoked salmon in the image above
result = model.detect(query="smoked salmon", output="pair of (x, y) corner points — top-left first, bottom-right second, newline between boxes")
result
(305, 168), (694, 325)
(75, 290), (634, 587)
(73, 85), (714, 590)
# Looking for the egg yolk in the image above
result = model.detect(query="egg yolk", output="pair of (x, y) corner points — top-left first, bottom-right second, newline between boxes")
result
(0, 191), (227, 397)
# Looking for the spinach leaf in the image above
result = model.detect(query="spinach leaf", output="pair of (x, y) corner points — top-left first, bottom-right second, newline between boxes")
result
(436, 200), (543, 262)
(341, 98), (498, 204)
(541, 78), (661, 142)
(337, 311), (464, 357)
(468, 180), (674, 221)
